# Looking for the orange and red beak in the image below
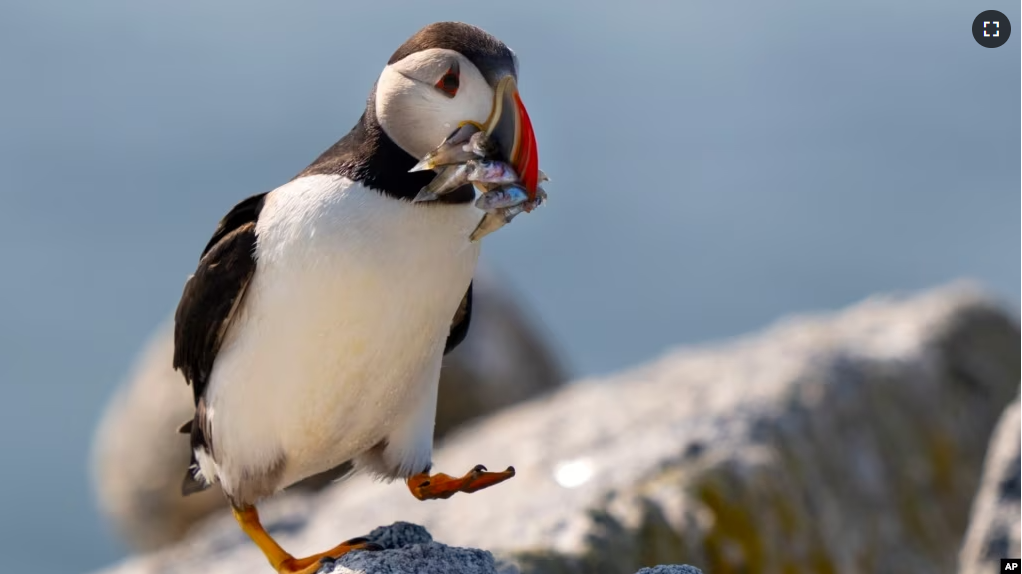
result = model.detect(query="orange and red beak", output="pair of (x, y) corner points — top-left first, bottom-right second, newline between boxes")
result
(485, 76), (540, 199)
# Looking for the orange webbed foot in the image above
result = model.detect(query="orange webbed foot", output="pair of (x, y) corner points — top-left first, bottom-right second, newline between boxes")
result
(406, 464), (516, 501)
(233, 506), (381, 574)
(277, 537), (383, 574)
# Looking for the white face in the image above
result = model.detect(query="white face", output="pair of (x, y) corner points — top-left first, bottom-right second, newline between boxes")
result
(376, 48), (496, 161)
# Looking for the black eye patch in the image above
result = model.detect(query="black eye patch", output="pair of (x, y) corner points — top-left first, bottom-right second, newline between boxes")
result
(434, 60), (460, 97)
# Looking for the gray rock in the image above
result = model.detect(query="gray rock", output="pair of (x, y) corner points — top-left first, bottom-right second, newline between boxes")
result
(323, 523), (502, 574)
(90, 269), (565, 551)
(958, 396), (1021, 573)
(358, 522), (435, 550)
(94, 284), (1019, 574)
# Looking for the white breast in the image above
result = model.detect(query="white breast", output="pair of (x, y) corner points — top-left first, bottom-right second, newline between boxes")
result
(201, 175), (482, 498)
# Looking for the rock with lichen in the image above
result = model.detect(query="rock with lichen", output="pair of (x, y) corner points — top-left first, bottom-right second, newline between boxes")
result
(958, 396), (1021, 573)
(322, 522), (506, 574)
(94, 284), (1019, 574)
(90, 269), (565, 552)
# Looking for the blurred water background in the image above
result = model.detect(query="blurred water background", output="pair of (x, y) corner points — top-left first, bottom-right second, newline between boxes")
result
(0, 0), (1017, 572)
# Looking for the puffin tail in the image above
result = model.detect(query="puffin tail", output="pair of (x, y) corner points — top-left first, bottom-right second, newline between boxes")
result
(180, 417), (213, 496)
(181, 453), (212, 497)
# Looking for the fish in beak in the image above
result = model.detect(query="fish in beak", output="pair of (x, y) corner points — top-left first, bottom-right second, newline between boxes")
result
(411, 75), (541, 200)
(409, 74), (546, 241)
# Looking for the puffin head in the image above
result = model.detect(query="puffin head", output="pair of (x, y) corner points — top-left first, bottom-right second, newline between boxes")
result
(299, 22), (539, 202)
(375, 22), (540, 195)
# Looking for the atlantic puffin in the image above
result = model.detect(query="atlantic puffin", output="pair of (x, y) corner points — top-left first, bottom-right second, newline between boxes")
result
(172, 21), (539, 573)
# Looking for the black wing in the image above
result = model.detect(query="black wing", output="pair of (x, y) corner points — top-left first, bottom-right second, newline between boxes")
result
(444, 282), (472, 354)
(173, 192), (267, 406)
(174, 193), (266, 495)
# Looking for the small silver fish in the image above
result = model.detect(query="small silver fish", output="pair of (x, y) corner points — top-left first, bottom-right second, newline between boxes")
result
(470, 195), (542, 241)
(469, 185), (547, 240)
(469, 211), (509, 241)
(466, 131), (499, 158)
(475, 185), (528, 211)
(527, 186), (548, 210)
(413, 163), (470, 203)
(501, 203), (528, 223)
(409, 123), (481, 172)
(466, 160), (518, 185)
(472, 192), (545, 240)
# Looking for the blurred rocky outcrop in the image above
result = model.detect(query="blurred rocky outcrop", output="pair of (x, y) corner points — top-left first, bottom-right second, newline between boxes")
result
(91, 270), (565, 552)
(958, 396), (1021, 573)
(94, 284), (1019, 574)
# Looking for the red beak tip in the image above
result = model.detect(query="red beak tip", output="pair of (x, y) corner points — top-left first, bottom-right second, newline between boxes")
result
(513, 92), (540, 200)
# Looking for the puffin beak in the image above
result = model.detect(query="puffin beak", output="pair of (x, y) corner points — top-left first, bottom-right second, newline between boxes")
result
(486, 76), (540, 198)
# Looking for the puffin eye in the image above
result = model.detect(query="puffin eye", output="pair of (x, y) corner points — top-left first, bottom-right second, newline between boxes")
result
(435, 65), (460, 98)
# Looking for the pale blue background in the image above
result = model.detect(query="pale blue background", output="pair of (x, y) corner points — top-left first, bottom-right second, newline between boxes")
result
(0, 1), (1017, 572)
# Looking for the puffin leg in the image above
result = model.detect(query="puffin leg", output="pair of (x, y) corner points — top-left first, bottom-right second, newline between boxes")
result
(406, 464), (516, 501)
(232, 506), (380, 574)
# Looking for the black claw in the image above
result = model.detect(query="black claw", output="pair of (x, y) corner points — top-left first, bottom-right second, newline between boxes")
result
(472, 464), (487, 473)
(342, 536), (370, 546)
(506, 466), (516, 475)
(361, 543), (385, 552)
